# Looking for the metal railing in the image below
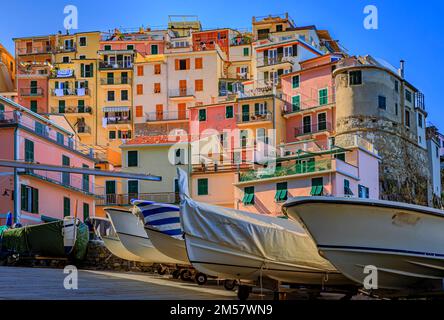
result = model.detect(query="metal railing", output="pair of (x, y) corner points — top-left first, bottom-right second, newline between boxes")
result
(169, 88), (195, 97)
(51, 106), (92, 114)
(20, 87), (44, 97)
(17, 46), (53, 55)
(51, 88), (90, 97)
(236, 111), (272, 124)
(100, 77), (131, 85)
(192, 162), (253, 173)
(145, 109), (189, 121)
(104, 116), (131, 125)
(294, 122), (332, 136)
(56, 44), (76, 53)
(239, 158), (332, 182)
(97, 192), (179, 205)
(99, 61), (133, 69)
(257, 55), (295, 67)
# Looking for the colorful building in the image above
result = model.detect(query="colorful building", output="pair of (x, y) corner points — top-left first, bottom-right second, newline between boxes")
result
(0, 43), (15, 93)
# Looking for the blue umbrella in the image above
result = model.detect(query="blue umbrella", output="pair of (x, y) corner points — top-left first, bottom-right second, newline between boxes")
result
(5, 212), (13, 227)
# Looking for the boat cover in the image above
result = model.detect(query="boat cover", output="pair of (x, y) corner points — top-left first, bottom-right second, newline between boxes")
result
(176, 168), (335, 271)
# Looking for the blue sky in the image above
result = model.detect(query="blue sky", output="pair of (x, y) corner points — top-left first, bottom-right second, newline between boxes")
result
(2, 0), (443, 130)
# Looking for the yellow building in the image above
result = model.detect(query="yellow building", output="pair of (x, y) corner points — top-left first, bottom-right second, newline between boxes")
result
(0, 43), (15, 93)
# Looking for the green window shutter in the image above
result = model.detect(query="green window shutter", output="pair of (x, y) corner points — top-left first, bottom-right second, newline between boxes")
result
(199, 109), (206, 121)
(89, 63), (94, 78)
(80, 64), (85, 77)
(63, 197), (71, 217)
(32, 188), (39, 214)
(0, 103), (4, 112)
(24, 139), (34, 162)
(275, 182), (288, 202)
(243, 186), (254, 205)
(128, 180), (139, 194)
(151, 44), (158, 54)
(292, 96), (300, 111)
(21, 185), (28, 211)
(127, 151), (138, 167)
(310, 178), (324, 196)
(225, 105), (233, 118)
(109, 130), (116, 139)
(292, 75), (299, 88)
(319, 88), (328, 105)
(243, 47), (249, 56)
(197, 179), (208, 195)
(83, 203), (90, 221)
(30, 100), (38, 113)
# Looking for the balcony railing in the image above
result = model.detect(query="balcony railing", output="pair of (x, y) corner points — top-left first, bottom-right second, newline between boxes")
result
(169, 88), (195, 98)
(51, 88), (90, 97)
(294, 121), (332, 136)
(236, 111), (272, 124)
(100, 77), (131, 85)
(20, 87), (44, 97)
(17, 46), (53, 55)
(103, 116), (131, 125)
(282, 100), (336, 116)
(56, 45), (76, 53)
(257, 55), (295, 67)
(99, 61), (133, 70)
(51, 106), (92, 114)
(96, 192), (179, 206)
(239, 158), (332, 182)
(192, 162), (253, 173)
(145, 109), (189, 122)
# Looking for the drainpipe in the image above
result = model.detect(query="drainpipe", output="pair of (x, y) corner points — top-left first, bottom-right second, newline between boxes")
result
(13, 126), (19, 223)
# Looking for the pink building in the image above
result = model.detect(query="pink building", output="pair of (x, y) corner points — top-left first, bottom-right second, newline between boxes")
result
(0, 96), (97, 225)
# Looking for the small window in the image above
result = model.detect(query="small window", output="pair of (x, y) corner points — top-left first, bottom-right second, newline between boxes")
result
(127, 150), (138, 167)
(56, 132), (64, 145)
(198, 109), (206, 121)
(104, 45), (112, 51)
(378, 95), (386, 110)
(276, 24), (283, 32)
(30, 100), (38, 113)
(310, 178), (323, 196)
(136, 84), (143, 95)
(344, 179), (354, 196)
(418, 113), (423, 128)
(154, 83), (161, 93)
(197, 178), (208, 196)
(292, 75), (300, 88)
(195, 58), (203, 69)
(83, 203), (90, 221)
(62, 56), (70, 63)
(395, 80), (399, 92)
(334, 153), (346, 161)
(319, 88), (328, 105)
(135, 106), (143, 118)
(349, 70), (362, 85)
(317, 113), (327, 131)
(107, 91), (115, 101)
(121, 90), (128, 101)
(358, 185), (370, 198)
(127, 44), (134, 50)
(151, 44), (158, 54)
(137, 65), (144, 76)
(79, 55), (86, 60)
(154, 64), (161, 74)
(275, 182), (288, 202)
(195, 79), (203, 91)
(291, 95), (300, 112)
(405, 110), (411, 127)
(63, 197), (70, 217)
(243, 47), (249, 56)
(225, 105), (233, 119)
(79, 37), (87, 47)
(405, 89), (412, 103)
(242, 186), (254, 205)
(179, 59), (187, 70)
(395, 103), (398, 116)
(109, 131), (116, 140)
(21, 184), (39, 213)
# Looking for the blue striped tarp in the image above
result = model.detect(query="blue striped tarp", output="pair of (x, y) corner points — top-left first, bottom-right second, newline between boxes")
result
(131, 200), (183, 239)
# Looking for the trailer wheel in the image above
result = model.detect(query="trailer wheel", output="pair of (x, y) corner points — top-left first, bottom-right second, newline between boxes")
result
(195, 273), (207, 285)
(223, 279), (237, 291)
(237, 285), (250, 301)
(172, 269), (180, 279)
(180, 269), (192, 281)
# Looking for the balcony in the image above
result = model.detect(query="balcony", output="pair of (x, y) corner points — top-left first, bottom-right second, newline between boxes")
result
(56, 44), (76, 53)
(192, 162), (253, 174)
(17, 46), (53, 55)
(51, 88), (90, 97)
(96, 192), (179, 206)
(100, 77), (131, 85)
(293, 121), (332, 136)
(236, 111), (272, 124)
(169, 88), (195, 99)
(20, 87), (44, 97)
(239, 158), (332, 183)
(51, 106), (92, 115)
(282, 98), (336, 116)
(103, 116), (131, 125)
(230, 36), (252, 46)
(145, 109), (189, 122)
(99, 61), (133, 70)
(257, 55), (295, 67)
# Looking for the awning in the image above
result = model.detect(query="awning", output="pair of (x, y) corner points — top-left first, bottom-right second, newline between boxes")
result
(103, 106), (130, 112)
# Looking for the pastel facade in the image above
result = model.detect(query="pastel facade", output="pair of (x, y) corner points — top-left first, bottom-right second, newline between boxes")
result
(0, 43), (15, 93)
(0, 96), (97, 225)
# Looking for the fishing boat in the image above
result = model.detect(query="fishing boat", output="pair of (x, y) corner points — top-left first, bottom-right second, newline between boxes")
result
(176, 169), (352, 287)
(90, 217), (148, 262)
(283, 197), (444, 294)
(105, 207), (183, 264)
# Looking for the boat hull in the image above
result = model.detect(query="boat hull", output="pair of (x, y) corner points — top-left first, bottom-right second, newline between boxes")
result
(284, 197), (444, 291)
(106, 208), (182, 264)
(144, 227), (189, 265)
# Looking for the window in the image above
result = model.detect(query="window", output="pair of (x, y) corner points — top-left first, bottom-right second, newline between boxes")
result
(198, 109), (206, 121)
(137, 65), (144, 76)
(254, 102), (266, 115)
(151, 44), (158, 54)
(21, 184), (38, 213)
(63, 197), (70, 217)
(136, 84), (143, 95)
(195, 79), (203, 91)
(128, 180), (139, 197)
(335, 153), (346, 161)
(405, 110), (411, 127)
(319, 88), (328, 105)
(127, 150), (138, 167)
(275, 182), (288, 202)
(107, 91), (115, 101)
(154, 64), (161, 74)
(242, 186), (254, 205)
(405, 89), (412, 103)
(349, 71), (362, 85)
(225, 105), (233, 119)
(24, 139), (34, 164)
(127, 44), (134, 50)
(150, 83), (160, 94)
(79, 37), (87, 47)
(121, 72), (128, 84)
(276, 24), (283, 32)
(395, 103), (399, 116)
(243, 47), (249, 56)
(30, 100), (38, 113)
(395, 80), (399, 92)
(176, 59), (189, 70)
(358, 185), (370, 198)
(79, 55), (86, 60)
(292, 75), (300, 88)
(303, 116), (311, 134)
(121, 90), (128, 101)
(135, 105), (143, 118)
(80, 63), (93, 78)
(418, 113), (423, 128)
(292, 95), (300, 112)
(240, 130), (248, 148)
(83, 203), (90, 221)
(62, 155), (70, 185)
(378, 95), (386, 110)
(195, 58), (203, 69)
(104, 45), (112, 51)
(344, 179), (353, 196)
(283, 46), (293, 57)
(310, 178), (324, 196)
(56, 132), (64, 145)
(197, 178), (208, 196)
(62, 56), (70, 63)
(175, 148), (185, 165)
(82, 164), (89, 192)
(317, 113), (327, 131)
(108, 130), (116, 140)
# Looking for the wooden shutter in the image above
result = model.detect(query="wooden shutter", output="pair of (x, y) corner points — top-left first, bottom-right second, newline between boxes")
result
(135, 105), (143, 117)
(175, 59), (180, 70)
(137, 65), (144, 76)
(186, 58), (190, 70)
(195, 79), (203, 91)
(32, 188), (39, 213)
(137, 84), (143, 95)
(195, 57), (202, 69)
(156, 104), (164, 120)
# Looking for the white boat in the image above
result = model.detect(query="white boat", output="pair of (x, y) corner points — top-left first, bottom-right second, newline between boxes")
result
(90, 217), (148, 262)
(132, 201), (189, 265)
(176, 169), (351, 286)
(283, 196), (444, 293)
(63, 217), (77, 255)
(105, 207), (183, 264)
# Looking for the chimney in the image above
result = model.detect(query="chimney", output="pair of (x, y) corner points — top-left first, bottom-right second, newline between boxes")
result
(399, 60), (405, 78)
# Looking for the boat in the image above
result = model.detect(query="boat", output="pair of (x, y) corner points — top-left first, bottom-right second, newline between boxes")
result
(176, 168), (352, 286)
(105, 207), (183, 264)
(283, 196), (444, 293)
(90, 216), (148, 262)
(132, 200), (189, 264)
